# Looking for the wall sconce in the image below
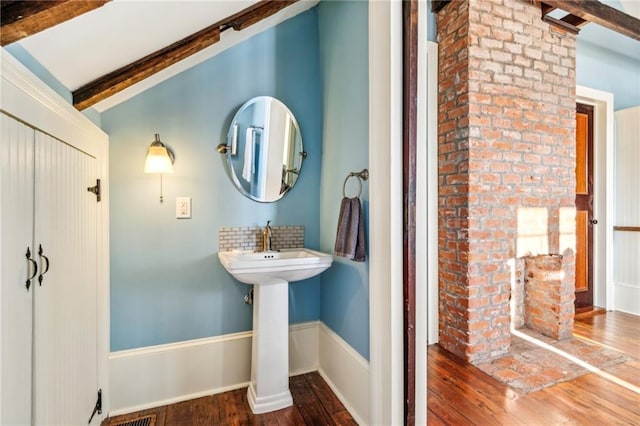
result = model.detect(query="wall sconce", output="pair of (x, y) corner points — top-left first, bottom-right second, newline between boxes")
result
(144, 133), (174, 203)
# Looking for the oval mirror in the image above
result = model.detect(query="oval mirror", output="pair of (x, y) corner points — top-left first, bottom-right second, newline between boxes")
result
(218, 96), (305, 202)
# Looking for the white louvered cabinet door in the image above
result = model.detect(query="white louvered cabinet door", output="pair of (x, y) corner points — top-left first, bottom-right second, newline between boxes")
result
(32, 130), (99, 425)
(0, 113), (35, 425)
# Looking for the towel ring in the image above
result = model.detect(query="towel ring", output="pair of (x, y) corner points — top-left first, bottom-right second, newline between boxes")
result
(342, 169), (369, 198)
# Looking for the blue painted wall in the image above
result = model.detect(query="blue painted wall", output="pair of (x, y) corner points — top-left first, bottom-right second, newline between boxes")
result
(318, 1), (370, 360)
(5, 43), (72, 104)
(4, 44), (103, 126)
(101, 9), (323, 351)
(576, 40), (640, 111)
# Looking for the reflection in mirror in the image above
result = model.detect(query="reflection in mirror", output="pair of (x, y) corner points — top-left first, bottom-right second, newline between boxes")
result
(219, 96), (305, 202)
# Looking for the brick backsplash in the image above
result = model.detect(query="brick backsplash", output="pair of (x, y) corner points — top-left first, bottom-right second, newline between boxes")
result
(219, 225), (304, 252)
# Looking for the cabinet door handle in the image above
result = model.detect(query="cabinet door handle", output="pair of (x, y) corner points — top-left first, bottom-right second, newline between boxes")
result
(25, 247), (37, 291)
(38, 244), (50, 286)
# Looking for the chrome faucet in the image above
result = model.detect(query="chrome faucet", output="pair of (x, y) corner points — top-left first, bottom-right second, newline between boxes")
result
(262, 220), (273, 252)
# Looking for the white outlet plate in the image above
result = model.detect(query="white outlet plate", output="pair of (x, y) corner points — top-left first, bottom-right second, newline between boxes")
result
(176, 197), (191, 219)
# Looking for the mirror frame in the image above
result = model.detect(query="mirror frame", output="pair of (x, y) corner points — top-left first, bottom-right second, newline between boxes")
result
(218, 96), (305, 203)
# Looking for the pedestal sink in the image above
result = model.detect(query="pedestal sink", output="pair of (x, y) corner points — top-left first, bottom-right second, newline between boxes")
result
(218, 248), (333, 414)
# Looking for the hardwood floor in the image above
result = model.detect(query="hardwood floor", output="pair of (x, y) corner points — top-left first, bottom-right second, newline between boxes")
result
(428, 310), (640, 425)
(102, 372), (356, 426)
(105, 312), (638, 425)
(573, 310), (639, 356)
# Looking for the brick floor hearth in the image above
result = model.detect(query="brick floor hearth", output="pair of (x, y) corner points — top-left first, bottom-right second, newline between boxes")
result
(474, 329), (629, 394)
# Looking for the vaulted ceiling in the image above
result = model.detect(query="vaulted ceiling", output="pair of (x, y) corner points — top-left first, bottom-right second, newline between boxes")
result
(1, 0), (317, 112)
(1, 0), (638, 113)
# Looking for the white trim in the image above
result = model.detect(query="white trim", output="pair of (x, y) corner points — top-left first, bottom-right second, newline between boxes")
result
(614, 281), (640, 289)
(0, 49), (108, 153)
(318, 323), (370, 426)
(612, 106), (640, 316)
(415, 4), (428, 424)
(289, 321), (320, 375)
(0, 47), (110, 423)
(368, 1), (404, 425)
(426, 41), (439, 345)
(576, 85), (614, 311)
(415, 36), (439, 426)
(108, 321), (322, 417)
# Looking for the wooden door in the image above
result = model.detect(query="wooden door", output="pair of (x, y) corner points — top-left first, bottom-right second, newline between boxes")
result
(32, 131), (99, 424)
(575, 103), (594, 311)
(0, 113), (35, 425)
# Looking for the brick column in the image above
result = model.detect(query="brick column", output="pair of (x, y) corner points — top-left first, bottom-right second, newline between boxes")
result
(437, 0), (577, 363)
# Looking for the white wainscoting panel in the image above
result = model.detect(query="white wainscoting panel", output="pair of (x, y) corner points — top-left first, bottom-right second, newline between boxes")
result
(613, 107), (640, 316)
(289, 321), (319, 375)
(109, 321), (321, 416)
(109, 331), (252, 415)
(318, 323), (370, 426)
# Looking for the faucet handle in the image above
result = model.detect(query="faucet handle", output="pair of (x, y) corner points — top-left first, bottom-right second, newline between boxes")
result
(266, 220), (271, 228)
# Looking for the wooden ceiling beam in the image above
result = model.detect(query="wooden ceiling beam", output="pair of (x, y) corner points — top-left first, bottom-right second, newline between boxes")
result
(561, 14), (588, 29)
(431, 1), (452, 14)
(540, 3), (557, 16)
(1, 0), (110, 46)
(542, 14), (581, 34)
(72, 0), (297, 110)
(541, 0), (640, 41)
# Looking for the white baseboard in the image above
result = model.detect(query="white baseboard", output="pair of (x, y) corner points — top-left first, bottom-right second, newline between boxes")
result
(318, 323), (370, 426)
(109, 321), (319, 416)
(613, 282), (640, 316)
(109, 321), (369, 423)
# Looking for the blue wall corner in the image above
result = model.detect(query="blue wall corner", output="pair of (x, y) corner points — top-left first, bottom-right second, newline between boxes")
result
(576, 40), (640, 110)
(102, 9), (323, 351)
(318, 0), (370, 360)
(4, 43), (73, 104)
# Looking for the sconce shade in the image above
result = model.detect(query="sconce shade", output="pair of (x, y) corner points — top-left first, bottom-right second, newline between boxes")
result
(144, 134), (174, 174)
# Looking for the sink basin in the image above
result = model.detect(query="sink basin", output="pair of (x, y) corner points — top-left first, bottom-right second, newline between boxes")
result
(218, 248), (333, 284)
(217, 247), (333, 414)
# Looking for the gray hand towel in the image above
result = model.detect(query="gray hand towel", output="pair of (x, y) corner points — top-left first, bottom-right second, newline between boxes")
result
(334, 197), (366, 262)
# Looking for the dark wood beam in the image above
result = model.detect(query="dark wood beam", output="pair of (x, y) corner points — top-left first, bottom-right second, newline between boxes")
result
(542, 0), (640, 40)
(72, 25), (221, 110)
(561, 14), (588, 28)
(542, 14), (581, 34)
(1, 0), (110, 46)
(222, 0), (297, 31)
(72, 0), (297, 110)
(403, 1), (418, 425)
(431, 0), (451, 14)
(541, 3), (557, 16)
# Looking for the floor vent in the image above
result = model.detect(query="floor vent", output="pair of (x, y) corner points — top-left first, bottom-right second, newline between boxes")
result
(111, 414), (156, 426)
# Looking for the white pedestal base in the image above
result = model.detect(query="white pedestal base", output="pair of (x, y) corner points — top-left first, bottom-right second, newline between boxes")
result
(247, 279), (293, 414)
(247, 383), (293, 414)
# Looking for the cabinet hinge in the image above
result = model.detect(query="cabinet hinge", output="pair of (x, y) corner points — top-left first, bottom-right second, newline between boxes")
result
(87, 179), (101, 202)
(88, 389), (102, 424)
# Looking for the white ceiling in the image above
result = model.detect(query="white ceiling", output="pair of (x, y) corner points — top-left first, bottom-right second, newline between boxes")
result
(8, 0), (639, 113)
(12, 0), (318, 112)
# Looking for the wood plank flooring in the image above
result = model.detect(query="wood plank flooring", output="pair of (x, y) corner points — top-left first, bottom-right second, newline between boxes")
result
(102, 372), (356, 426)
(105, 311), (638, 425)
(428, 310), (640, 425)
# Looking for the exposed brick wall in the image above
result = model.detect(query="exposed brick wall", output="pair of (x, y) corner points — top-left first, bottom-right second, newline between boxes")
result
(524, 255), (575, 340)
(437, 0), (577, 362)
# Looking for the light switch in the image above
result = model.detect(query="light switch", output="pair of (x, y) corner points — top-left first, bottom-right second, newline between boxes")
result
(176, 197), (191, 219)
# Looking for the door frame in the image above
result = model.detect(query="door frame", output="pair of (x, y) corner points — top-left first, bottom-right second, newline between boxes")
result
(576, 85), (614, 310)
(575, 102), (595, 310)
(368, 2), (404, 425)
